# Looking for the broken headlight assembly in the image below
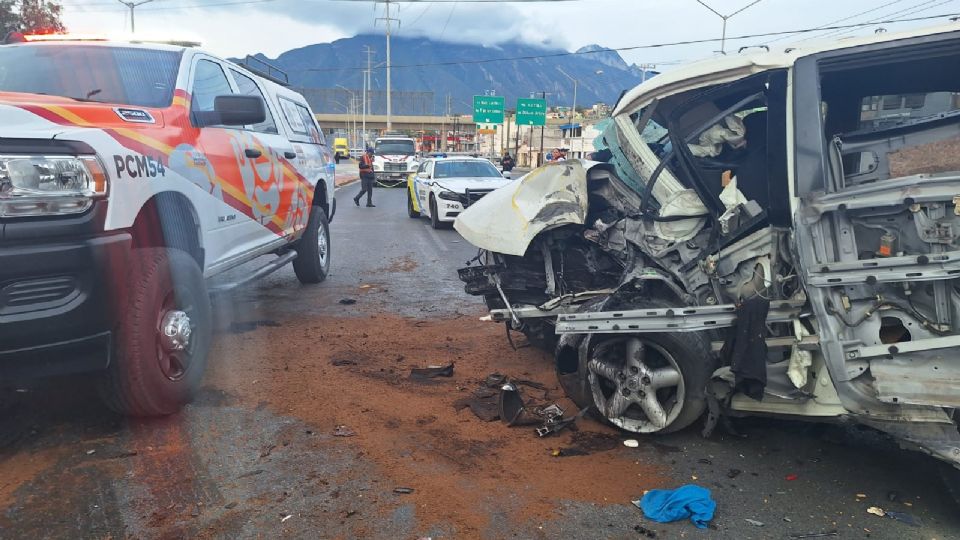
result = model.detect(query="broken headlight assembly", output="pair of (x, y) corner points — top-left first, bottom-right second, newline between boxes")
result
(437, 190), (461, 202)
(0, 155), (107, 217)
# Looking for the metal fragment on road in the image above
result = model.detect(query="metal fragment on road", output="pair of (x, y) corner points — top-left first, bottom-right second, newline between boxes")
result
(393, 487), (415, 494)
(281, 514), (293, 523)
(333, 425), (356, 437)
(745, 518), (764, 527)
(623, 439), (639, 448)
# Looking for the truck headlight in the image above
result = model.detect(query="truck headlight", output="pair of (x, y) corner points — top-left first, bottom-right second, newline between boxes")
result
(0, 155), (107, 217)
(437, 190), (461, 201)
(373, 162), (382, 171)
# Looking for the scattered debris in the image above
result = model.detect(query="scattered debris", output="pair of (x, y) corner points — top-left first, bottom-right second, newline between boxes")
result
(885, 510), (921, 527)
(409, 363), (455, 380)
(338, 298), (357, 305)
(745, 519), (765, 527)
(634, 524), (658, 538)
(85, 449), (96, 455)
(393, 487), (415, 494)
(331, 358), (358, 366)
(624, 439), (640, 448)
(551, 447), (589, 457)
(635, 484), (716, 529)
(225, 502), (238, 509)
(333, 425), (356, 437)
(867, 506), (886, 517)
(727, 468), (742, 479)
(856, 493), (867, 499)
(259, 444), (277, 458)
(785, 473), (798, 481)
(345, 510), (357, 518)
(281, 514), (293, 523)
(537, 406), (589, 437)
(697, 458), (713, 465)
(788, 532), (839, 539)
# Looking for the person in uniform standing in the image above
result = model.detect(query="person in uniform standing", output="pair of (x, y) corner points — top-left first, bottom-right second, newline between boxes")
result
(354, 147), (376, 208)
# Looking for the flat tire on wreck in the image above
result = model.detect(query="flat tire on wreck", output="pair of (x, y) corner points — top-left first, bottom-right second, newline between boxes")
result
(557, 313), (715, 435)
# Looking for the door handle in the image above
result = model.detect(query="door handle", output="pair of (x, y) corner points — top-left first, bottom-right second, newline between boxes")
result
(283, 151), (297, 159)
(244, 148), (262, 158)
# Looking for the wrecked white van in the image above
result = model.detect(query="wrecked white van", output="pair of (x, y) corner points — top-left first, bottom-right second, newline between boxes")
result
(456, 24), (960, 500)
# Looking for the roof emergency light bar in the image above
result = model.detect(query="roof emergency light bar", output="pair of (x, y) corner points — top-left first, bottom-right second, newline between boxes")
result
(2, 31), (200, 47)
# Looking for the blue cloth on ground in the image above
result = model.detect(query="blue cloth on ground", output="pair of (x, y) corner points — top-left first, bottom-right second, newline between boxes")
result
(634, 484), (716, 529)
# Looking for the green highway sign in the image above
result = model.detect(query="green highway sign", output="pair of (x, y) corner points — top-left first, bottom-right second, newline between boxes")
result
(516, 98), (547, 126)
(473, 95), (505, 124)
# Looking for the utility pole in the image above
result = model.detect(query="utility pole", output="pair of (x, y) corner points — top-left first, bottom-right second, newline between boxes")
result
(557, 67), (578, 153)
(116, 0), (154, 33)
(375, 0), (400, 131)
(538, 91), (550, 167)
(638, 63), (656, 84)
(695, 0), (763, 54)
(362, 46), (375, 147)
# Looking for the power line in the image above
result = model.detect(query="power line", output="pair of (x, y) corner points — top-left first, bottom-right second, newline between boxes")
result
(296, 11), (960, 72)
(438, 0), (457, 40)
(763, 0), (910, 45)
(821, 0), (956, 40)
(807, 0), (943, 41)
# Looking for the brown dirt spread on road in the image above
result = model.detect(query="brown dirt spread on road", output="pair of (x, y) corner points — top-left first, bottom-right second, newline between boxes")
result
(208, 313), (668, 535)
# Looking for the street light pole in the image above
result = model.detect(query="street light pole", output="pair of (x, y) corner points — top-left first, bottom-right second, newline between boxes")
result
(557, 67), (578, 153)
(376, 1), (399, 131)
(695, 0), (763, 54)
(336, 85), (357, 146)
(116, 0), (154, 33)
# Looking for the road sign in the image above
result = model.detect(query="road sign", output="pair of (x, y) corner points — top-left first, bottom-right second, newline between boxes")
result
(473, 95), (504, 124)
(516, 98), (546, 126)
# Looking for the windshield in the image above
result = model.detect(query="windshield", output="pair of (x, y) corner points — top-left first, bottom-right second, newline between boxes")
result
(376, 140), (415, 155)
(434, 160), (502, 179)
(0, 44), (181, 108)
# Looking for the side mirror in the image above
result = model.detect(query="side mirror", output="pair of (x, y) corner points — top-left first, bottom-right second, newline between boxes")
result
(194, 95), (266, 127)
(503, 171), (512, 179)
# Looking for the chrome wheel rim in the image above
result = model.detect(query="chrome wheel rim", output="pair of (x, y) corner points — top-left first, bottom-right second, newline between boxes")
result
(317, 219), (328, 267)
(587, 337), (685, 433)
(156, 294), (194, 381)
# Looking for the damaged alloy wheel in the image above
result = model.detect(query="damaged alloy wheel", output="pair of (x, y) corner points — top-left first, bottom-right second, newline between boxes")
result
(584, 330), (713, 434)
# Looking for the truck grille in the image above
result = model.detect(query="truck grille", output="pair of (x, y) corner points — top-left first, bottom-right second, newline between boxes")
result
(384, 162), (406, 172)
(461, 189), (494, 207)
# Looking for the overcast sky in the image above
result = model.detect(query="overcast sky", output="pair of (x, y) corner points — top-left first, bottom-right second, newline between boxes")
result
(61, 0), (960, 69)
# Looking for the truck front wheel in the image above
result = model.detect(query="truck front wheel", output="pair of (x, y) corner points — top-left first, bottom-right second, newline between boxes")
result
(293, 205), (331, 284)
(99, 248), (211, 416)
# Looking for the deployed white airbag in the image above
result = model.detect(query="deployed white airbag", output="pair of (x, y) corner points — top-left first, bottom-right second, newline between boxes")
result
(454, 160), (591, 256)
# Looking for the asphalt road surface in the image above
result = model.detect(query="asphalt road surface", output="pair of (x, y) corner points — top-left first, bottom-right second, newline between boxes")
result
(0, 184), (958, 539)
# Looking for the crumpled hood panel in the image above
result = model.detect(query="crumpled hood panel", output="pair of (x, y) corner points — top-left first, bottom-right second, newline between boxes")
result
(454, 160), (592, 256)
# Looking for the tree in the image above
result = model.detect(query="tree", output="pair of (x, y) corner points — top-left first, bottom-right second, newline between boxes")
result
(2, 1), (64, 36)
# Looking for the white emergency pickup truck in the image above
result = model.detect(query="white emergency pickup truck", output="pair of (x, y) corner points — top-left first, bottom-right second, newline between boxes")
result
(0, 34), (336, 416)
(372, 135), (419, 187)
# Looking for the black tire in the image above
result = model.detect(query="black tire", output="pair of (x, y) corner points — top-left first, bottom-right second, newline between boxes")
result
(942, 463), (960, 507)
(98, 248), (211, 416)
(560, 300), (716, 435)
(407, 187), (420, 218)
(430, 195), (442, 229)
(293, 205), (331, 284)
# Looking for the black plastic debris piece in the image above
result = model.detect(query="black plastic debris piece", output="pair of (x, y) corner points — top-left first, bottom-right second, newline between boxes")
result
(884, 510), (921, 527)
(331, 358), (358, 366)
(634, 524), (657, 538)
(409, 363), (455, 380)
(727, 469), (742, 479)
(453, 395), (500, 422)
(788, 532), (839, 539)
(393, 487), (415, 494)
(697, 458), (713, 465)
(338, 298), (357, 305)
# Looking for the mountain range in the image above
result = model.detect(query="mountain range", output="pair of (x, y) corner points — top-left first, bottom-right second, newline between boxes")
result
(245, 34), (656, 116)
